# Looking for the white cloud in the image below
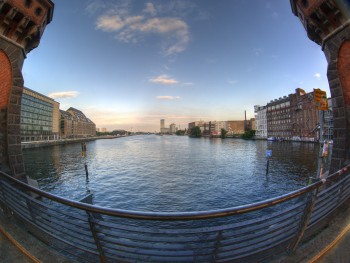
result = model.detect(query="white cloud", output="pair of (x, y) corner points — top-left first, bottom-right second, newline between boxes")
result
(314, 73), (321, 79)
(143, 2), (156, 16)
(150, 75), (178, 85)
(156, 96), (181, 100)
(48, 91), (79, 99)
(94, 5), (190, 56)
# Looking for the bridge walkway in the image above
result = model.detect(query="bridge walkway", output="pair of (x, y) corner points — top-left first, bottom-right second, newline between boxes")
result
(1, 200), (350, 263)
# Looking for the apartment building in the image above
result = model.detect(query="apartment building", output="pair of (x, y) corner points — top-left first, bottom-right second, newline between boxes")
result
(290, 88), (319, 141)
(254, 105), (267, 138)
(266, 95), (292, 139)
(60, 107), (96, 138)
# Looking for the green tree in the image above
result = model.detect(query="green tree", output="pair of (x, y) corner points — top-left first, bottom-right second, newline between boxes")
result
(241, 130), (256, 139)
(176, 130), (186, 136)
(190, 126), (202, 138)
(221, 128), (228, 139)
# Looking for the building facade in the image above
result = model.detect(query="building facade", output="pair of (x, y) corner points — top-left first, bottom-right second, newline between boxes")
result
(60, 108), (96, 138)
(254, 106), (267, 138)
(324, 98), (333, 141)
(209, 121), (227, 135)
(266, 95), (292, 139)
(169, 123), (176, 134)
(20, 87), (60, 141)
(227, 121), (245, 135)
(160, 119), (165, 133)
(290, 88), (319, 141)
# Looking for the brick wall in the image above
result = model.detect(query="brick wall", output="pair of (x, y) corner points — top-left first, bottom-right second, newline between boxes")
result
(324, 28), (350, 173)
(0, 39), (26, 181)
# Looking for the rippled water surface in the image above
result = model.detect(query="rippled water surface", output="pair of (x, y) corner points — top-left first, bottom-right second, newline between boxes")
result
(23, 135), (320, 212)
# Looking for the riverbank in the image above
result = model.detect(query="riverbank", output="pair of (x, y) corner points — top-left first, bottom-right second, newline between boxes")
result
(21, 135), (123, 149)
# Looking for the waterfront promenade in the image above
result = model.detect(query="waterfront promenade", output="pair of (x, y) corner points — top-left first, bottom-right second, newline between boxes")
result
(1, 199), (350, 262)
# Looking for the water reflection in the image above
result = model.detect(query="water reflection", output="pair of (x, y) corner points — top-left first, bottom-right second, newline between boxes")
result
(23, 136), (321, 212)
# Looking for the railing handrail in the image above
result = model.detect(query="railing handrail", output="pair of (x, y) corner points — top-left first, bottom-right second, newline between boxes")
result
(1, 164), (349, 220)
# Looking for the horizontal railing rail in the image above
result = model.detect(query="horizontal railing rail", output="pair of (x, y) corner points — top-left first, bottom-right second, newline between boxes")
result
(1, 164), (350, 262)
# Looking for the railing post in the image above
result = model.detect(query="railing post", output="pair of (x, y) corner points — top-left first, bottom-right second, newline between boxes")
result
(288, 187), (319, 252)
(80, 194), (106, 263)
(211, 230), (223, 262)
(0, 179), (12, 217)
(86, 212), (106, 263)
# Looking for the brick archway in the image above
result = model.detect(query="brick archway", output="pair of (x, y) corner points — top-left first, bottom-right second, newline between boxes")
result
(324, 30), (350, 173)
(0, 42), (26, 181)
(335, 40), (350, 171)
(0, 51), (11, 108)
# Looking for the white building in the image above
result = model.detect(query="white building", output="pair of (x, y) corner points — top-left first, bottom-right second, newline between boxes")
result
(209, 121), (228, 135)
(254, 105), (267, 138)
(169, 123), (176, 134)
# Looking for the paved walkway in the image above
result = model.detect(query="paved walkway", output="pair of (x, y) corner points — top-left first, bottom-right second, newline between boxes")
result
(1, 200), (350, 262)
(273, 199), (350, 263)
(0, 209), (73, 263)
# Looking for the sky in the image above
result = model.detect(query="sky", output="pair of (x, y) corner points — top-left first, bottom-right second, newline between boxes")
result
(22, 0), (330, 132)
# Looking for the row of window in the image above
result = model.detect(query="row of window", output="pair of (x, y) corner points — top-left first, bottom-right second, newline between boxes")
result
(21, 117), (52, 127)
(21, 124), (51, 132)
(21, 112), (52, 121)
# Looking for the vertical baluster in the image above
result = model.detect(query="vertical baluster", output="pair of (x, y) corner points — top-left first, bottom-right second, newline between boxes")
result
(288, 187), (320, 252)
(212, 230), (223, 262)
(86, 212), (106, 263)
(81, 194), (106, 262)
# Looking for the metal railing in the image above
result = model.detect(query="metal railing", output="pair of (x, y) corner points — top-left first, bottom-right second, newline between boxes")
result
(1, 165), (350, 262)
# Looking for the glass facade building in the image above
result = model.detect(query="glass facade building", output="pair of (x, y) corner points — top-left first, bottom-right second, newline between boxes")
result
(20, 87), (60, 141)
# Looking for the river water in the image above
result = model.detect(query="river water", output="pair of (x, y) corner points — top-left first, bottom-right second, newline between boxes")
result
(23, 135), (320, 212)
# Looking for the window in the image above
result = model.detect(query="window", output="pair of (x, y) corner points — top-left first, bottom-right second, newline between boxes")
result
(35, 7), (42, 16)
(24, 0), (32, 8)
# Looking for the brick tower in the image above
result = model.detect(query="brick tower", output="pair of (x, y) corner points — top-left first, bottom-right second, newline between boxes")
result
(291, 0), (350, 173)
(0, 0), (54, 181)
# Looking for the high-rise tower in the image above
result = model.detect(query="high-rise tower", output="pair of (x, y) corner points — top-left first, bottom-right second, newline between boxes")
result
(0, 0), (54, 180)
(160, 119), (165, 133)
(291, 0), (350, 172)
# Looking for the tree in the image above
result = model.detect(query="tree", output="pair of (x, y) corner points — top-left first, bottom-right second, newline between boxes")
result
(241, 130), (256, 139)
(176, 130), (186, 136)
(221, 128), (228, 139)
(190, 126), (202, 138)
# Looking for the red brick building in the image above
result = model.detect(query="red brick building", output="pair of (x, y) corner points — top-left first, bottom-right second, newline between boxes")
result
(0, 0), (54, 180)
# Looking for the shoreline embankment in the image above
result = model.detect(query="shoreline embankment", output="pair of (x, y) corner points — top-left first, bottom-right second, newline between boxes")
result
(21, 136), (121, 149)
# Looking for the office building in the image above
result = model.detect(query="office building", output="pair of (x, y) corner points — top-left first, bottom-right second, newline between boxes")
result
(20, 87), (60, 141)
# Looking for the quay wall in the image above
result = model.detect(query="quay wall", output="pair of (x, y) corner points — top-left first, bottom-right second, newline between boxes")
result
(21, 136), (121, 149)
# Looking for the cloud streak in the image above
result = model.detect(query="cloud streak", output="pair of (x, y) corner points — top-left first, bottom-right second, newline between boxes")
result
(150, 75), (178, 85)
(94, 2), (190, 56)
(156, 96), (181, 100)
(48, 91), (79, 99)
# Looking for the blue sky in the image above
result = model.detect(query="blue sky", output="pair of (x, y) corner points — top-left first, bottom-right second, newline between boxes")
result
(22, 0), (330, 132)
